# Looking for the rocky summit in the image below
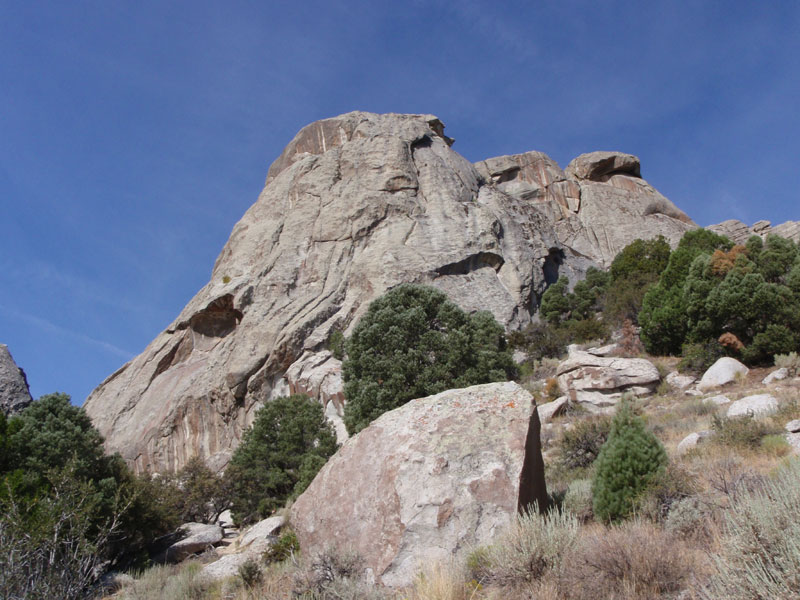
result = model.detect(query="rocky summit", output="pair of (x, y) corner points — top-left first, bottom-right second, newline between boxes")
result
(0, 344), (33, 417)
(83, 111), (696, 473)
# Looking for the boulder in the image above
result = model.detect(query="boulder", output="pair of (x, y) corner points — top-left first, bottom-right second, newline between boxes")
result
(726, 394), (779, 418)
(83, 112), (695, 473)
(290, 381), (548, 588)
(556, 348), (660, 410)
(785, 419), (800, 433)
(785, 432), (800, 454)
(666, 371), (695, 390)
(0, 344), (33, 417)
(164, 523), (224, 563)
(676, 430), (713, 455)
(537, 396), (569, 423)
(565, 151), (641, 181)
(201, 553), (253, 581)
(762, 368), (789, 385)
(238, 515), (285, 554)
(704, 394), (731, 406)
(697, 358), (749, 391)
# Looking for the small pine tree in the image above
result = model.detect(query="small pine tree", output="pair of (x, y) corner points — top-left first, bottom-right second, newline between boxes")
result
(592, 399), (667, 522)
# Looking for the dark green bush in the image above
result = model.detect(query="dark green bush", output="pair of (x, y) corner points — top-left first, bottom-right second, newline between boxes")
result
(508, 321), (569, 361)
(678, 341), (726, 374)
(342, 284), (516, 434)
(592, 401), (667, 522)
(227, 395), (338, 525)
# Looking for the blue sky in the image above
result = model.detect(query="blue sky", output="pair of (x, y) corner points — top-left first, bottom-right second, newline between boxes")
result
(1, 1), (798, 403)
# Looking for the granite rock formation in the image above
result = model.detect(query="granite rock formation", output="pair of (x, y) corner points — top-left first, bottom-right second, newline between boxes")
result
(0, 344), (33, 417)
(709, 219), (800, 245)
(83, 112), (695, 473)
(290, 381), (548, 588)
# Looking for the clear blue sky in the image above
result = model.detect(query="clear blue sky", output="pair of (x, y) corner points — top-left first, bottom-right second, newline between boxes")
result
(1, 1), (798, 403)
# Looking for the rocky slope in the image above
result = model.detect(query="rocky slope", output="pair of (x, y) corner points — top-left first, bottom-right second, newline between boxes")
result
(83, 111), (695, 473)
(0, 344), (33, 417)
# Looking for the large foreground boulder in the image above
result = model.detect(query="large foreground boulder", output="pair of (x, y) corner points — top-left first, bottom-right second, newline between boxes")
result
(290, 381), (547, 588)
(0, 344), (33, 417)
(556, 347), (660, 410)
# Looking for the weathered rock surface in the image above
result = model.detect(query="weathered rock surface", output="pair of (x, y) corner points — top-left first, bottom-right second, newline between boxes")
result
(726, 394), (778, 418)
(677, 430), (713, 455)
(697, 357), (749, 391)
(283, 351), (348, 442)
(83, 112), (696, 473)
(785, 419), (800, 433)
(666, 371), (696, 390)
(164, 523), (223, 563)
(537, 396), (569, 423)
(704, 394), (731, 406)
(0, 344), (33, 417)
(290, 381), (548, 588)
(763, 368), (789, 385)
(477, 150), (694, 268)
(708, 219), (800, 244)
(556, 348), (660, 410)
(200, 515), (285, 581)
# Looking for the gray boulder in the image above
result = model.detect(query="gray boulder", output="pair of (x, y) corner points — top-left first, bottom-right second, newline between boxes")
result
(785, 419), (800, 433)
(697, 357), (749, 391)
(164, 523), (224, 563)
(762, 368), (789, 385)
(726, 394), (779, 418)
(676, 430), (713, 455)
(666, 371), (696, 390)
(537, 396), (569, 423)
(0, 344), (33, 416)
(704, 394), (731, 406)
(556, 348), (660, 410)
(290, 381), (547, 588)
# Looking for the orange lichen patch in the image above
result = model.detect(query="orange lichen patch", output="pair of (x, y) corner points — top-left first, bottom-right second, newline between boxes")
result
(506, 401), (516, 408)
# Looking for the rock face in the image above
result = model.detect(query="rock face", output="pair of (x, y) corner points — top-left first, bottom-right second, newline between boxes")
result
(556, 347), (660, 410)
(290, 381), (548, 588)
(0, 344), (33, 417)
(708, 219), (800, 244)
(83, 112), (695, 473)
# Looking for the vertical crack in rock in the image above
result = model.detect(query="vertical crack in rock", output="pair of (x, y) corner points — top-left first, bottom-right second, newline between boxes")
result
(516, 404), (549, 513)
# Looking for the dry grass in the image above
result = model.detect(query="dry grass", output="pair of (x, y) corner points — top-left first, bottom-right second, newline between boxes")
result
(558, 520), (701, 600)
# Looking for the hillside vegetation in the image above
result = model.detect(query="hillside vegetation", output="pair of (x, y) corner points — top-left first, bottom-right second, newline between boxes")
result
(5, 229), (800, 599)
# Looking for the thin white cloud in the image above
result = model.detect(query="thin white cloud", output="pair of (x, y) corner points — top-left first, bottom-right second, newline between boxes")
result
(0, 303), (133, 360)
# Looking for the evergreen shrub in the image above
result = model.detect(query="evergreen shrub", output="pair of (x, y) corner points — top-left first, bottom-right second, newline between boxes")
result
(592, 400), (667, 522)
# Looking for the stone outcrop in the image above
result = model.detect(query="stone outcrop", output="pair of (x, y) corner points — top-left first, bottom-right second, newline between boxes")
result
(0, 344), (33, 417)
(201, 515), (286, 581)
(476, 149), (694, 268)
(83, 112), (696, 473)
(290, 381), (548, 588)
(708, 219), (800, 244)
(556, 347), (660, 410)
